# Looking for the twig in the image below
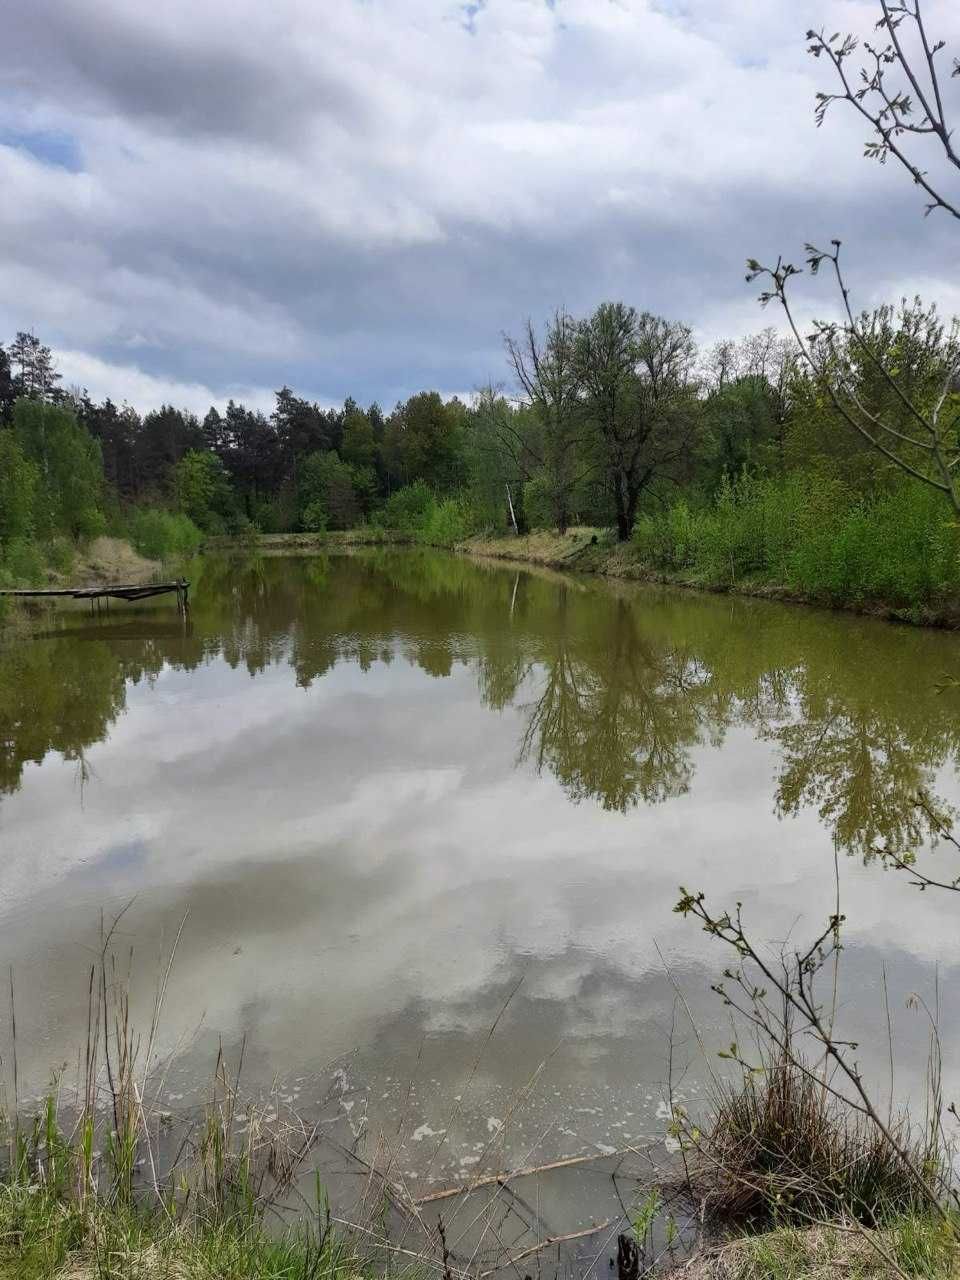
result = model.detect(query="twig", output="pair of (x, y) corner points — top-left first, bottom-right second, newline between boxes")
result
(477, 1218), (617, 1278)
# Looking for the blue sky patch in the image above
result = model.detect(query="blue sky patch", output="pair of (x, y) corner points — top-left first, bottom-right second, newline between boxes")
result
(0, 128), (82, 172)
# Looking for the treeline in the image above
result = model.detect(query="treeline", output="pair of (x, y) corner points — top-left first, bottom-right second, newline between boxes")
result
(2, 295), (959, 610)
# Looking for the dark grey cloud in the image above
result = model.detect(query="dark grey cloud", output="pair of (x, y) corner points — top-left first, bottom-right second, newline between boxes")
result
(0, 0), (957, 411)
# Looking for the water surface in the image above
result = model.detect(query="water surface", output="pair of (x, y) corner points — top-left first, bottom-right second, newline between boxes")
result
(1, 549), (959, 1197)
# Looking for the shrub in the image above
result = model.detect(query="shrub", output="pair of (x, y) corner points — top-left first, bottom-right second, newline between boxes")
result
(421, 496), (474, 546)
(373, 484), (476, 546)
(689, 1052), (933, 1229)
(301, 500), (328, 533)
(46, 537), (75, 575)
(633, 471), (960, 610)
(128, 508), (203, 561)
(2, 537), (46, 585)
(376, 481), (435, 534)
(74, 505), (107, 542)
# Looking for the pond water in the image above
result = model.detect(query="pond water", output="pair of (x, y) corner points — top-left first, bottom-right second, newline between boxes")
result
(1, 549), (959, 1238)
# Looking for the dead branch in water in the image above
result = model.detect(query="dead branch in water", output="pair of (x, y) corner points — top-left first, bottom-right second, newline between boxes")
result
(415, 1146), (638, 1205)
(477, 1217), (617, 1277)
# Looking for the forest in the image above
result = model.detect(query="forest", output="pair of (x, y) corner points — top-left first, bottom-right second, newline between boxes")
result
(1, 295), (959, 615)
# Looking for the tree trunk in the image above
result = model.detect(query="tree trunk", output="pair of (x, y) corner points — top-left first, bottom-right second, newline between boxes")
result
(505, 483), (519, 535)
(614, 478), (631, 542)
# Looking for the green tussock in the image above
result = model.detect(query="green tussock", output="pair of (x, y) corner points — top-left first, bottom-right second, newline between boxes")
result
(685, 1053), (939, 1230)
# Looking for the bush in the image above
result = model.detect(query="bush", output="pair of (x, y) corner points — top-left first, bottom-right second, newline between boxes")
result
(420, 496), (474, 546)
(2, 537), (46, 585)
(128, 508), (203, 561)
(376, 481), (435, 534)
(301, 500), (328, 533)
(46, 537), (75, 575)
(74, 505), (107, 542)
(373, 484), (476, 547)
(633, 471), (960, 610)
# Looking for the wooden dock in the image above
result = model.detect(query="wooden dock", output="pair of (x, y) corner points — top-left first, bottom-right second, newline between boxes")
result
(0, 578), (190, 614)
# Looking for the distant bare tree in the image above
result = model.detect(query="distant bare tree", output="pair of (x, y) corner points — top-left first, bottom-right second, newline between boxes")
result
(504, 311), (587, 533)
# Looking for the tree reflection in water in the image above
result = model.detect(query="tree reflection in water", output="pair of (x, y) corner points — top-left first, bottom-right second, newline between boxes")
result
(3, 548), (958, 857)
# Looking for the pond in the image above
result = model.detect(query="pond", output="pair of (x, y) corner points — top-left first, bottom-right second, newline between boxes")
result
(1, 548), (959, 1242)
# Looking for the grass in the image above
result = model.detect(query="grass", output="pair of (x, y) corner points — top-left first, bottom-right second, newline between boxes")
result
(632, 471), (960, 614)
(672, 1217), (959, 1278)
(0, 1180), (362, 1280)
(0, 1075), (378, 1280)
(686, 1053), (935, 1230)
(0, 916), (394, 1280)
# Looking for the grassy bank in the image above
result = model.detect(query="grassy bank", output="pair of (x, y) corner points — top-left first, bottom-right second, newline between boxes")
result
(0, 925), (392, 1280)
(669, 1218), (958, 1278)
(0, 1182), (367, 1280)
(0, 535), (164, 630)
(456, 523), (960, 628)
(205, 528), (414, 552)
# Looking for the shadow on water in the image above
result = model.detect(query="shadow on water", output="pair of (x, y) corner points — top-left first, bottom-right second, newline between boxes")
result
(4, 546), (958, 858)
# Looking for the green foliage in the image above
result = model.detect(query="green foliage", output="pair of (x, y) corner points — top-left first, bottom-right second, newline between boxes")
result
(383, 390), (465, 491)
(522, 471), (558, 529)
(420, 495), (474, 545)
(376, 481), (435, 533)
(298, 450), (360, 530)
(634, 470), (960, 610)
(13, 399), (106, 541)
(301, 499), (328, 533)
(0, 429), (38, 545)
(340, 403), (378, 470)
(128, 507), (203, 561)
(1, 538), (46, 586)
(46, 536), (74, 575)
(374, 482), (474, 546)
(174, 448), (236, 533)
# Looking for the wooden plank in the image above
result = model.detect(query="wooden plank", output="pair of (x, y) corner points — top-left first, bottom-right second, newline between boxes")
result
(0, 580), (188, 603)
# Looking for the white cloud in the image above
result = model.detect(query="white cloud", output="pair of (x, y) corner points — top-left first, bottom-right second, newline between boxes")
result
(56, 349), (277, 415)
(1, 0), (957, 404)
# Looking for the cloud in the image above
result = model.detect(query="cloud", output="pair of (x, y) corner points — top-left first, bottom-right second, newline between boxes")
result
(1, 0), (958, 408)
(56, 349), (278, 415)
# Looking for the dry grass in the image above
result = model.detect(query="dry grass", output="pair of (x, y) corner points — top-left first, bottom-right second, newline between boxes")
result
(669, 1220), (960, 1279)
(459, 527), (603, 566)
(684, 1055), (933, 1230)
(69, 536), (160, 587)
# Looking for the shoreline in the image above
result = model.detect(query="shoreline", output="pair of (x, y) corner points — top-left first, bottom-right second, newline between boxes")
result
(207, 528), (960, 630)
(453, 530), (960, 630)
(0, 536), (163, 631)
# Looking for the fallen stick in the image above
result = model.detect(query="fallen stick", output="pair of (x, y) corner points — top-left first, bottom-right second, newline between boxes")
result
(415, 1148), (631, 1206)
(478, 1218), (617, 1277)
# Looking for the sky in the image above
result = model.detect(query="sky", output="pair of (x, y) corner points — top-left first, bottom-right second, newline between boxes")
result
(1, 0), (958, 415)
